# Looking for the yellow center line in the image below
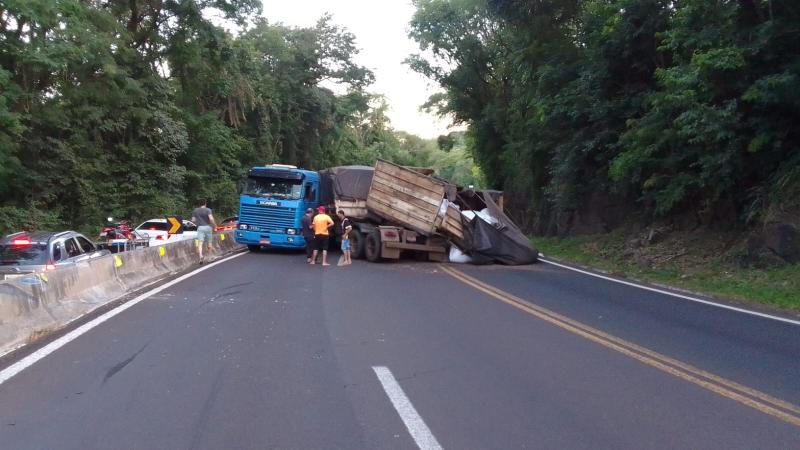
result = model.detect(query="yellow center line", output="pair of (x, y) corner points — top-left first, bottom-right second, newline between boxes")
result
(443, 265), (800, 415)
(438, 264), (800, 428)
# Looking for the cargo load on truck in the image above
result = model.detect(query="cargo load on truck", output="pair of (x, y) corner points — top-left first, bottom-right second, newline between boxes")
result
(367, 160), (455, 235)
(317, 160), (537, 265)
(319, 165), (375, 220)
(454, 191), (538, 265)
(364, 160), (537, 265)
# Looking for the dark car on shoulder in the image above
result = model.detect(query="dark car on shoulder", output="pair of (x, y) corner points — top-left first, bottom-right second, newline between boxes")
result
(0, 231), (110, 280)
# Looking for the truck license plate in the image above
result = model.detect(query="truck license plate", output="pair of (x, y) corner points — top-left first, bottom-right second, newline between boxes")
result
(260, 239), (270, 245)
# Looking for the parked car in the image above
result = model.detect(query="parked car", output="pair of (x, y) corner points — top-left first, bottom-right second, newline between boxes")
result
(0, 231), (111, 279)
(134, 218), (198, 246)
(216, 216), (238, 231)
(98, 218), (150, 253)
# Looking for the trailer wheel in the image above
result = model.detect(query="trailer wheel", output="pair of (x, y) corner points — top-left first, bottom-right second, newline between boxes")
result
(349, 229), (365, 260)
(247, 244), (260, 252)
(364, 231), (382, 262)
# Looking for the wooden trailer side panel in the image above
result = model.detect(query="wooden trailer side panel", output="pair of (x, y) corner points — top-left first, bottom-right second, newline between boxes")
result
(367, 160), (446, 235)
(334, 199), (369, 220)
(440, 204), (465, 248)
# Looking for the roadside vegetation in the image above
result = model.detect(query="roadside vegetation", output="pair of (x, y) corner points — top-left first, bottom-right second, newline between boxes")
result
(408, 0), (800, 234)
(0, 1), (482, 235)
(534, 232), (800, 311)
(409, 1), (799, 304)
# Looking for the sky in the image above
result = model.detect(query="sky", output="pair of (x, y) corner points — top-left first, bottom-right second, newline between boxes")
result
(261, 0), (457, 138)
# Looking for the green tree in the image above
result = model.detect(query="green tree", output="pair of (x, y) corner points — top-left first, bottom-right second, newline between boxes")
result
(409, 0), (800, 233)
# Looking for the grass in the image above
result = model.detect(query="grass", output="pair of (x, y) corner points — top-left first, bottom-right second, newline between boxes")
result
(534, 234), (800, 312)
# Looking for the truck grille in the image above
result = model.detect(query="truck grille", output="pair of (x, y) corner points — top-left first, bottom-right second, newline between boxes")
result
(240, 204), (297, 230)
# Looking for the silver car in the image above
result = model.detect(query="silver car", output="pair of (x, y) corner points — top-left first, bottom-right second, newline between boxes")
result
(0, 231), (111, 280)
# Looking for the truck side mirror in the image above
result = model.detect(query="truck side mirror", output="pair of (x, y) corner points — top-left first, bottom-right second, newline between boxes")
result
(236, 180), (244, 194)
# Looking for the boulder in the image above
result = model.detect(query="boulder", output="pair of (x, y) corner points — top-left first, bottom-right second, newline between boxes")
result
(762, 222), (800, 263)
(745, 222), (800, 267)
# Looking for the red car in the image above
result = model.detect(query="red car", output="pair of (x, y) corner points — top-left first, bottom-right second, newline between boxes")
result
(215, 216), (238, 231)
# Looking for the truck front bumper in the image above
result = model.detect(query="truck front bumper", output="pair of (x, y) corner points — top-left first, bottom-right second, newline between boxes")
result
(234, 230), (307, 248)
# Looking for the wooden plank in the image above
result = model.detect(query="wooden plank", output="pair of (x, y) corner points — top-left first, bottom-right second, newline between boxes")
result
(369, 188), (438, 220)
(384, 241), (446, 252)
(371, 176), (441, 210)
(439, 206), (465, 242)
(375, 160), (444, 196)
(442, 214), (463, 229)
(444, 209), (464, 235)
(370, 179), (442, 212)
(446, 218), (464, 235)
(367, 197), (435, 234)
(383, 169), (441, 193)
(367, 191), (438, 227)
(441, 223), (464, 240)
(405, 167), (436, 176)
(376, 164), (443, 196)
(335, 199), (369, 219)
(372, 171), (443, 205)
(368, 192), (437, 223)
(371, 172), (442, 206)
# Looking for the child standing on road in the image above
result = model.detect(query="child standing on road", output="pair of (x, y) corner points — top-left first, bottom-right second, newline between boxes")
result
(337, 210), (353, 266)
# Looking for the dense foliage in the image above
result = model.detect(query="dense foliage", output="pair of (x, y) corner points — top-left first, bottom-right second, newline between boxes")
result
(409, 0), (800, 233)
(0, 0), (482, 234)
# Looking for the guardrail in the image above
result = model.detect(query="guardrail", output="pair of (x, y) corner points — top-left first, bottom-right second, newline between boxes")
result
(0, 231), (243, 357)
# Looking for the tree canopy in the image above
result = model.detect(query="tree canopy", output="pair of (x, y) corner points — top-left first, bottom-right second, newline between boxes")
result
(409, 0), (800, 233)
(0, 1), (482, 234)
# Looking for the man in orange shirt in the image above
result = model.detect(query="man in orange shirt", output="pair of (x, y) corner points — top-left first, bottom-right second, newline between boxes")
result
(310, 205), (334, 266)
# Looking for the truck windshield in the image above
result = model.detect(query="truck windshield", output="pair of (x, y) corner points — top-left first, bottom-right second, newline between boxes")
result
(243, 178), (303, 200)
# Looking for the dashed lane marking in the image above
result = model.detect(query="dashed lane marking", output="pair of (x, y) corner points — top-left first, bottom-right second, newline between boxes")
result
(373, 366), (443, 450)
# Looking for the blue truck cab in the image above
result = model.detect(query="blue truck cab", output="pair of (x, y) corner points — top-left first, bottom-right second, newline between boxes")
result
(234, 164), (320, 250)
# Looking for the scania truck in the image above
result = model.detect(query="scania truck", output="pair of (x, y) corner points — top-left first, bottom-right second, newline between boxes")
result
(234, 164), (320, 251)
(234, 161), (535, 264)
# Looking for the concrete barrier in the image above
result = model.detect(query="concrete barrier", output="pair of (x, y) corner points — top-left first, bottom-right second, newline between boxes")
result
(0, 231), (243, 357)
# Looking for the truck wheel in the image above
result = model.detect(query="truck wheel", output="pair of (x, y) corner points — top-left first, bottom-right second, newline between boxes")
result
(364, 231), (382, 262)
(350, 230), (365, 259)
(247, 244), (260, 252)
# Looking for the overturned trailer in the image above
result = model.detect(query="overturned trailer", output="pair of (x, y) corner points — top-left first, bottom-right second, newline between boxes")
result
(320, 160), (537, 265)
(320, 162), (451, 262)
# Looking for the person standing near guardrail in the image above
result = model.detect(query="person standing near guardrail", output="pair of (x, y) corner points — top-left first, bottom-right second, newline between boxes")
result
(191, 199), (217, 263)
(301, 208), (315, 263)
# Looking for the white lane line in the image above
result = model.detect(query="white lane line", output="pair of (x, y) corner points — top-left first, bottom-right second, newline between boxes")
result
(538, 256), (800, 326)
(0, 252), (247, 386)
(372, 366), (443, 450)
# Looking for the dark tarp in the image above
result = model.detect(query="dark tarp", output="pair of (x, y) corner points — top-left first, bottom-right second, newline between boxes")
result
(459, 193), (538, 265)
(319, 166), (375, 204)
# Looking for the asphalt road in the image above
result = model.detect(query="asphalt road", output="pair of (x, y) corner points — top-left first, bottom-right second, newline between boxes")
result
(0, 250), (798, 449)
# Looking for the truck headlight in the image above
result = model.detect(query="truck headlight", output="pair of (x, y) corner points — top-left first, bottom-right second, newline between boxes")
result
(287, 228), (297, 235)
(239, 224), (248, 230)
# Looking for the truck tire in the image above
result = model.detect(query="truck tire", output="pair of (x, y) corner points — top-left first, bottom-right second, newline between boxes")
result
(247, 244), (260, 252)
(364, 230), (382, 262)
(349, 229), (365, 260)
